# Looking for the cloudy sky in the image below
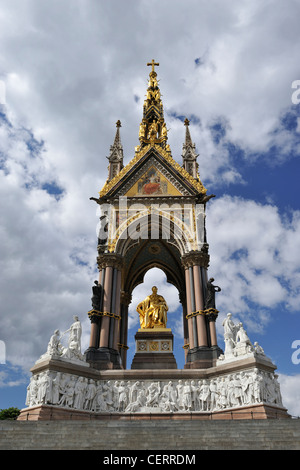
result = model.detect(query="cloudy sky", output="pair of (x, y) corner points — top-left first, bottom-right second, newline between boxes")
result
(0, 0), (300, 416)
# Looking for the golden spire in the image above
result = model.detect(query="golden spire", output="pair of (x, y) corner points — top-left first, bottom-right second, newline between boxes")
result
(136, 60), (170, 153)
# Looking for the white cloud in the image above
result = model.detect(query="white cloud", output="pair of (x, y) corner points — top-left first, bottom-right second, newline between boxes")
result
(0, 114), (97, 371)
(278, 373), (300, 417)
(206, 195), (300, 332)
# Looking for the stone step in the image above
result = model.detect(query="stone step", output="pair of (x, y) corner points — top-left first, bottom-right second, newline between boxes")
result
(1, 419), (300, 450)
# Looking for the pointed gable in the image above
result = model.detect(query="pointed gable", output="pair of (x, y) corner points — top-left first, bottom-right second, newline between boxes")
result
(99, 145), (206, 198)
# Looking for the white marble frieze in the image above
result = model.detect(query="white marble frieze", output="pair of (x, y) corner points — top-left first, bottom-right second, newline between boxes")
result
(25, 367), (283, 414)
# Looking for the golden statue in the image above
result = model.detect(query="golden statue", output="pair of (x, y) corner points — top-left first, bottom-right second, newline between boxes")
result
(139, 120), (146, 140)
(148, 120), (158, 140)
(137, 286), (168, 329)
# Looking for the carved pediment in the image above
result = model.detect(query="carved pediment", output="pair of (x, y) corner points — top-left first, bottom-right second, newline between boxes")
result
(99, 145), (206, 198)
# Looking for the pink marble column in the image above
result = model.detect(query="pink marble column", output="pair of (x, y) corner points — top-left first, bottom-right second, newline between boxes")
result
(89, 321), (98, 348)
(185, 267), (195, 350)
(120, 303), (129, 368)
(88, 268), (103, 348)
(113, 269), (122, 350)
(193, 265), (208, 347)
(209, 321), (218, 346)
(99, 266), (113, 348)
(119, 291), (131, 369)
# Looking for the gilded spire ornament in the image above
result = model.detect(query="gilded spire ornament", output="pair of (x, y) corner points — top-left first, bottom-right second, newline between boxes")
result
(147, 59), (159, 73)
(136, 60), (169, 152)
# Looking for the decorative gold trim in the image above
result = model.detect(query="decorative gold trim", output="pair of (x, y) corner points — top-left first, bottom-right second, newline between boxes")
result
(149, 341), (159, 351)
(154, 144), (206, 194)
(186, 308), (219, 320)
(99, 144), (206, 198)
(186, 310), (205, 319)
(99, 145), (151, 197)
(87, 309), (121, 320)
(117, 343), (129, 350)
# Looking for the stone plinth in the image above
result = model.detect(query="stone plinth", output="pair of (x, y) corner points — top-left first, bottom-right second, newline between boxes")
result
(17, 354), (290, 421)
(131, 328), (177, 369)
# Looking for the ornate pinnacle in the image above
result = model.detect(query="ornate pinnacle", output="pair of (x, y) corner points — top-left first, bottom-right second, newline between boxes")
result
(182, 117), (199, 177)
(183, 117), (193, 147)
(108, 120), (123, 165)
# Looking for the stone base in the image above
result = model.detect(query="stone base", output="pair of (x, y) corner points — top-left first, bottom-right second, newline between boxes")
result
(185, 345), (223, 369)
(18, 403), (290, 421)
(131, 352), (177, 369)
(85, 347), (123, 370)
(19, 355), (289, 421)
(131, 328), (177, 370)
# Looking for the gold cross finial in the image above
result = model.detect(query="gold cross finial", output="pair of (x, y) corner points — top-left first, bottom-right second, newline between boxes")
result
(147, 59), (159, 73)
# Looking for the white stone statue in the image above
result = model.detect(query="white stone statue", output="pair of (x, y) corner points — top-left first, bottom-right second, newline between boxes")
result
(218, 313), (272, 364)
(61, 315), (84, 361)
(235, 323), (253, 356)
(38, 330), (63, 361)
(222, 313), (237, 359)
(36, 316), (86, 365)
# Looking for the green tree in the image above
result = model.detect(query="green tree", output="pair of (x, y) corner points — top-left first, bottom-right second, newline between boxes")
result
(0, 407), (20, 420)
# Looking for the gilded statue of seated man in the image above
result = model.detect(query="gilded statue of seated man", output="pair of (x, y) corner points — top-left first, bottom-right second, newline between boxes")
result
(137, 286), (168, 329)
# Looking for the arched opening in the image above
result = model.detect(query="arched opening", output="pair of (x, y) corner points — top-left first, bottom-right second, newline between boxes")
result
(126, 267), (186, 369)
(112, 211), (191, 369)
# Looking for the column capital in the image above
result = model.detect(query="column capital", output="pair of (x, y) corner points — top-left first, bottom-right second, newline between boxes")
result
(205, 308), (219, 322)
(88, 311), (101, 324)
(181, 246), (210, 269)
(120, 291), (132, 306)
(97, 253), (124, 270)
